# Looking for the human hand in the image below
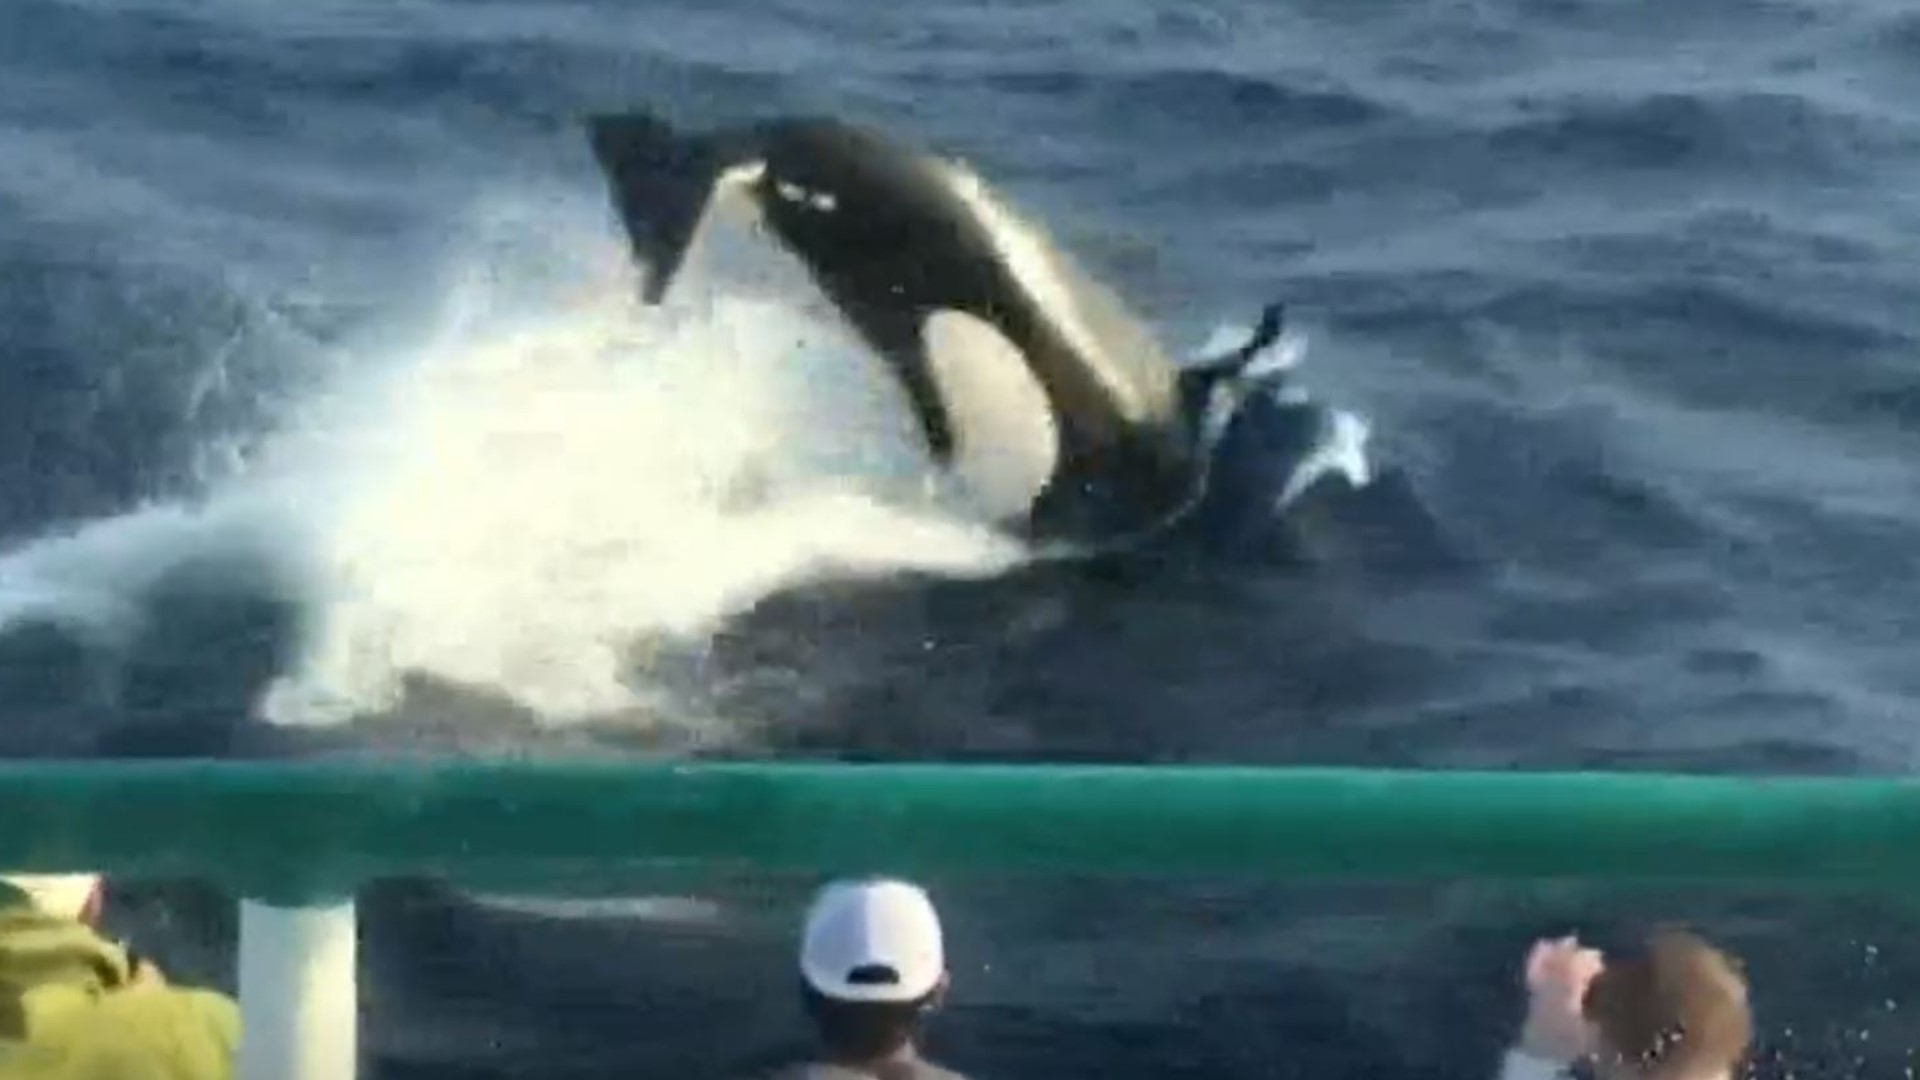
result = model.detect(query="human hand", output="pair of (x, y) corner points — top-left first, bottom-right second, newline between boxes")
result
(1517, 936), (1604, 1064)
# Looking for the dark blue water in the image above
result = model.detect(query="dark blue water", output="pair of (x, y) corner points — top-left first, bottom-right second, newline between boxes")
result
(5, 0), (1920, 1076)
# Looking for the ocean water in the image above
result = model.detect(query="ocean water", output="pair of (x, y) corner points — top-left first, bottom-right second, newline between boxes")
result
(4, 0), (1920, 1076)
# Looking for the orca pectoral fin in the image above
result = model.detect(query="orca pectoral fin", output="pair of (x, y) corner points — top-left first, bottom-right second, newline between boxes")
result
(586, 111), (762, 304)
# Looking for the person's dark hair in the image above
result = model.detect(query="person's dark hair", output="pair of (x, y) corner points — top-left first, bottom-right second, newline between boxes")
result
(1583, 929), (1752, 1080)
(801, 981), (941, 1063)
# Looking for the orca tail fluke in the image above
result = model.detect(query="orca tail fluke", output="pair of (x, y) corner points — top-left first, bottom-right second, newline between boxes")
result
(1177, 299), (1291, 409)
(587, 111), (755, 304)
(1199, 300), (1287, 376)
(1238, 301), (1288, 371)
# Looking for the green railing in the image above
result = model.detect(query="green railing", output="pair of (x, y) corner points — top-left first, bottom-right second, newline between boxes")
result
(7, 759), (1913, 1080)
(3, 761), (1916, 902)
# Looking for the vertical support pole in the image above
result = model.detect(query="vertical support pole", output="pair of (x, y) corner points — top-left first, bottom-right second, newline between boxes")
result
(237, 898), (358, 1080)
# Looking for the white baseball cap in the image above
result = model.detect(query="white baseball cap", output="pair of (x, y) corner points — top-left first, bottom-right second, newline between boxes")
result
(1, 874), (102, 921)
(799, 878), (945, 1004)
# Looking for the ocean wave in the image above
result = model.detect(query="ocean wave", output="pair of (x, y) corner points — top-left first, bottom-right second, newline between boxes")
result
(1483, 87), (1915, 178)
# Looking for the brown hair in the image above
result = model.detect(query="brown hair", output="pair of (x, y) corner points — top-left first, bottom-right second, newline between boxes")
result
(800, 981), (942, 1064)
(1583, 930), (1752, 1080)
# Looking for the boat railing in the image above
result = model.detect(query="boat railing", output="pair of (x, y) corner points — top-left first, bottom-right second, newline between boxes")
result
(4, 760), (1911, 1080)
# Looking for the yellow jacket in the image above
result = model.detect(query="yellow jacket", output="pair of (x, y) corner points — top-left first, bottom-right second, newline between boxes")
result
(0, 902), (239, 1080)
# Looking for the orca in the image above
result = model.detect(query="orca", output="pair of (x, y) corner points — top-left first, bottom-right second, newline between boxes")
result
(585, 110), (1283, 549)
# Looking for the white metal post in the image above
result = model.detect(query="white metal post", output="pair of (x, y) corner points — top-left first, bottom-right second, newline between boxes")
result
(237, 899), (359, 1080)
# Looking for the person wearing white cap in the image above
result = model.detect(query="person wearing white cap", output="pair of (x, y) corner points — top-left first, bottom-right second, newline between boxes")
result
(0, 871), (239, 1079)
(771, 877), (971, 1080)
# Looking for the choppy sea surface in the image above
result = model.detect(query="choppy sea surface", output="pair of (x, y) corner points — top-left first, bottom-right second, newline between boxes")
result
(4, 0), (1920, 1077)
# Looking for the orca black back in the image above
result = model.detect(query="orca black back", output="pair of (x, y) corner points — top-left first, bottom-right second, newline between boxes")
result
(587, 110), (1230, 546)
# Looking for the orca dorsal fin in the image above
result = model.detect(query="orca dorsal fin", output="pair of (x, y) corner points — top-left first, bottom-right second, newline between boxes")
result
(586, 111), (765, 304)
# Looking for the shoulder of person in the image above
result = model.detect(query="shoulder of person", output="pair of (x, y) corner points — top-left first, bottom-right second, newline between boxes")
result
(89, 984), (237, 1036)
(759, 1064), (872, 1080)
(760, 1061), (974, 1080)
(0, 909), (131, 991)
(2, 985), (236, 1079)
(876, 1058), (976, 1080)
(1497, 1048), (1575, 1080)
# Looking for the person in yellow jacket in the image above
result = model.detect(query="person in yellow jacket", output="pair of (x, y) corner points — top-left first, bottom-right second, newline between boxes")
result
(0, 872), (240, 1079)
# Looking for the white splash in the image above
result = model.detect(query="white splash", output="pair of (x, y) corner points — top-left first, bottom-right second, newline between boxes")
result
(0, 186), (1029, 733)
(251, 203), (1030, 728)
(0, 179), (1371, 741)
